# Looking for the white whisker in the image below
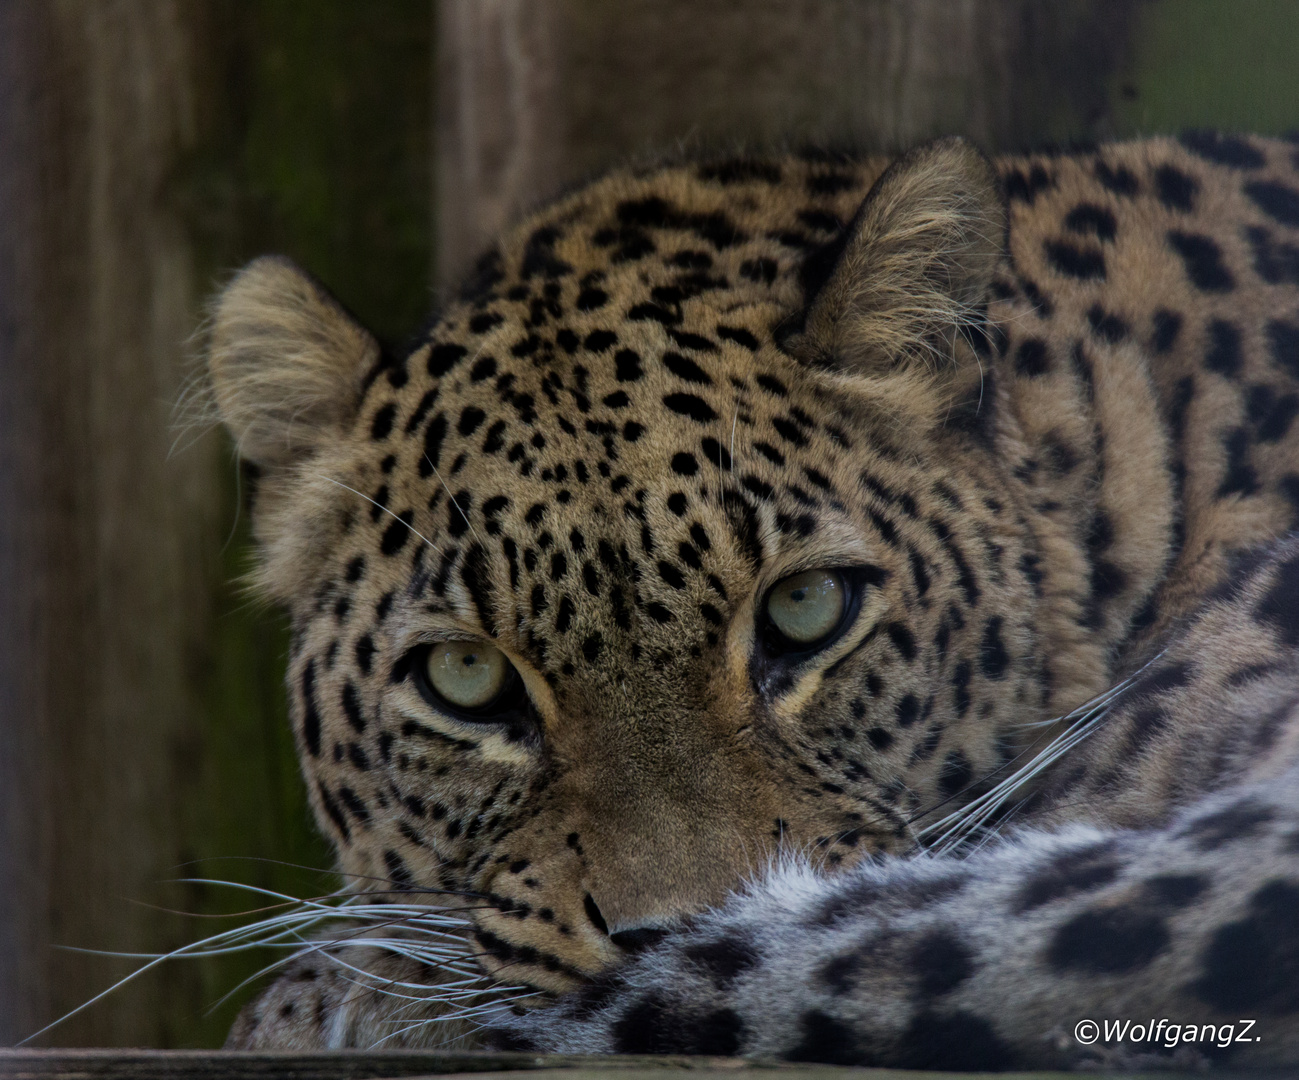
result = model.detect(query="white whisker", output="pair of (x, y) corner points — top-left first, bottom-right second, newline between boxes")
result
(426, 455), (482, 545)
(22, 876), (518, 1046)
(915, 652), (1165, 856)
(319, 477), (441, 553)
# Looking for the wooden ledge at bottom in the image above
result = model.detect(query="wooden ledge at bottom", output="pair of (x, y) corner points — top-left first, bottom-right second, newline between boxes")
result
(0, 1049), (878, 1080)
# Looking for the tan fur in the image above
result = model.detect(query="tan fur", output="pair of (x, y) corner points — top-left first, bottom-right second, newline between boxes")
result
(793, 137), (1004, 380)
(208, 256), (378, 468)
(205, 135), (1299, 1048)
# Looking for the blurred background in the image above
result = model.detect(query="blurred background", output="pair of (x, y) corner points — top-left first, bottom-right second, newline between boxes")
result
(2, 0), (1298, 1050)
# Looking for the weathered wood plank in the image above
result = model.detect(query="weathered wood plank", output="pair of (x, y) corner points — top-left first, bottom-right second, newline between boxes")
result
(432, 0), (1135, 283)
(0, 0), (224, 1046)
(1, 1049), (851, 1080)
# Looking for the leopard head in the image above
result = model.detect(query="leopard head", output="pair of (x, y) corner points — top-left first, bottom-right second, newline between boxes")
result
(207, 139), (1048, 992)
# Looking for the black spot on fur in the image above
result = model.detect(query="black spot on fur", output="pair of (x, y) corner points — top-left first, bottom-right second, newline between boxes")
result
(1144, 874), (1209, 909)
(420, 414), (448, 477)
(671, 452), (699, 476)
(1004, 164), (1054, 204)
(1087, 305), (1128, 343)
(895, 693), (920, 728)
(1154, 164), (1198, 211)
(787, 1011), (862, 1065)
(718, 325), (760, 350)
(341, 682), (365, 733)
(867, 727), (893, 750)
(1016, 841), (1119, 912)
(300, 659), (321, 756)
(1095, 160), (1139, 196)
(726, 495), (764, 568)
(1064, 203), (1116, 241)
(520, 224), (572, 280)
(1124, 658), (1193, 704)
(1047, 906), (1169, 974)
(1168, 231), (1234, 291)
(1217, 426), (1260, 498)
(684, 937), (759, 986)
(936, 750), (973, 798)
(1248, 225), (1299, 284)
(612, 995), (743, 1056)
(1152, 309), (1182, 353)
(1183, 799), (1276, 851)
(380, 511), (415, 556)
(979, 617), (1009, 679)
(1205, 319), (1243, 376)
(427, 343), (467, 377)
(1269, 319), (1299, 379)
(1192, 880), (1299, 1013)
(1246, 179), (1299, 226)
(662, 393), (717, 423)
(354, 634), (375, 676)
(460, 543), (496, 637)
(1180, 131), (1265, 168)
(575, 287), (607, 311)
(886, 623), (917, 662)
(1015, 338), (1050, 377)
(740, 257), (778, 285)
(370, 403), (395, 440)
(662, 351), (711, 384)
(895, 1011), (1015, 1071)
(383, 849), (414, 890)
(644, 601), (674, 624)
(614, 349), (643, 382)
(1044, 239), (1105, 280)
(1247, 384), (1299, 442)
(316, 783), (349, 841)
(1257, 553), (1299, 645)
(910, 931), (975, 999)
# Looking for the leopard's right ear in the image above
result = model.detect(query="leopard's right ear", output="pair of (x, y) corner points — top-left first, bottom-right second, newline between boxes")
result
(207, 256), (379, 468)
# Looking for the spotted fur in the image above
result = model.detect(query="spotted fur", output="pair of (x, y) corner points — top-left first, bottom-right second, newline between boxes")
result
(207, 135), (1299, 1065)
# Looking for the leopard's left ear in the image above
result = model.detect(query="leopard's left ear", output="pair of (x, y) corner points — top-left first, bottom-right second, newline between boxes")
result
(785, 137), (1004, 380)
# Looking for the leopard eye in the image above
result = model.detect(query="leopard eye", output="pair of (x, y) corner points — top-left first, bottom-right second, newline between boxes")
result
(766, 569), (846, 646)
(423, 640), (514, 710)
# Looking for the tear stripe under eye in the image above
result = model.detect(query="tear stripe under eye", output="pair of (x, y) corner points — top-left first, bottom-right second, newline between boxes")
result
(751, 565), (889, 707)
(390, 661), (540, 767)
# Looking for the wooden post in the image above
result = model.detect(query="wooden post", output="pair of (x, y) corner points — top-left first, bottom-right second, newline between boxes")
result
(433, 0), (1134, 284)
(0, 0), (223, 1047)
(434, 0), (565, 288)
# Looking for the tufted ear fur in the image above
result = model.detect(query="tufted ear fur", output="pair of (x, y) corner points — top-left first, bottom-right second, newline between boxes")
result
(207, 255), (378, 468)
(785, 137), (1004, 383)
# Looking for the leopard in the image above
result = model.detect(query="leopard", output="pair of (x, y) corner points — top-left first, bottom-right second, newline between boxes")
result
(205, 134), (1299, 1068)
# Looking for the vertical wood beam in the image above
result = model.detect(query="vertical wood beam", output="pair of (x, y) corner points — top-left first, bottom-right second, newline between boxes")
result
(0, 0), (223, 1046)
(434, 0), (565, 286)
(434, 0), (1132, 286)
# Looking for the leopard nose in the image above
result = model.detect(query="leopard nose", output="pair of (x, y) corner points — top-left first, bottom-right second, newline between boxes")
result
(584, 892), (671, 953)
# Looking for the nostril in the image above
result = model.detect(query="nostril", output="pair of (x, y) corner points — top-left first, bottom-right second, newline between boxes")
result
(582, 893), (670, 952)
(608, 926), (670, 953)
(583, 893), (609, 936)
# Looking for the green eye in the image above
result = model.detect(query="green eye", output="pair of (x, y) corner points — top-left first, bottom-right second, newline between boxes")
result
(766, 569), (846, 645)
(423, 640), (514, 710)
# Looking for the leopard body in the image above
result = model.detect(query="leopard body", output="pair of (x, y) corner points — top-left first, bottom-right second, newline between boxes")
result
(207, 134), (1299, 1067)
